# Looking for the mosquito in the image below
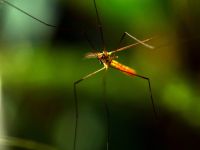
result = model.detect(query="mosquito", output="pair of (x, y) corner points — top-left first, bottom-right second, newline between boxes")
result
(1, 0), (158, 150)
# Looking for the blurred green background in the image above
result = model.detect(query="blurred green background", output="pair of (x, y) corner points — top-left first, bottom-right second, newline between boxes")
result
(0, 0), (200, 149)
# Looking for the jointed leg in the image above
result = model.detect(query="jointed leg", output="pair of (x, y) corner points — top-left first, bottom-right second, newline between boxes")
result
(116, 31), (153, 50)
(111, 37), (153, 54)
(114, 68), (158, 120)
(111, 32), (154, 54)
(134, 74), (158, 120)
(1, 0), (56, 27)
(73, 67), (105, 150)
(123, 32), (154, 49)
(93, 0), (105, 49)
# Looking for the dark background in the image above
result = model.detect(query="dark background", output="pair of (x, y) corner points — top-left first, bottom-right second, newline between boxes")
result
(0, 0), (200, 149)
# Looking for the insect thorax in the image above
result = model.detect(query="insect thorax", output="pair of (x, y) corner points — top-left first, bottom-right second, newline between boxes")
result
(97, 51), (117, 68)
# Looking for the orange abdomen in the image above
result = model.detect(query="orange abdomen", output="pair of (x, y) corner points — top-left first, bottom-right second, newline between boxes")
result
(110, 60), (136, 75)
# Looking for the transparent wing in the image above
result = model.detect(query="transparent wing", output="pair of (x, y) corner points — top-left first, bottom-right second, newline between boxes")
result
(84, 52), (99, 59)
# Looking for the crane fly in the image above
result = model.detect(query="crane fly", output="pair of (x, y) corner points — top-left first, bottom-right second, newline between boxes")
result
(1, 0), (158, 150)
(74, 35), (157, 150)
(74, 1), (158, 150)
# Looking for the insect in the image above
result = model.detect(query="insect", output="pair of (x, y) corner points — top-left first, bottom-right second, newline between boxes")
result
(1, 0), (158, 150)
(74, 1), (158, 150)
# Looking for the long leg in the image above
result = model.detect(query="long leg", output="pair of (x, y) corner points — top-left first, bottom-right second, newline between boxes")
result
(102, 70), (110, 150)
(73, 67), (106, 150)
(1, 0), (56, 27)
(111, 37), (154, 54)
(116, 32), (127, 50)
(2, 0), (105, 51)
(82, 30), (97, 52)
(134, 74), (158, 120)
(93, 0), (105, 50)
(123, 32), (154, 49)
(2, 0), (93, 38)
(112, 68), (158, 120)
(111, 31), (154, 55)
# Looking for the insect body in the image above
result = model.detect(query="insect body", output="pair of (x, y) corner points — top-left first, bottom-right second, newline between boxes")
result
(86, 50), (136, 75)
(110, 60), (136, 75)
(74, 33), (157, 150)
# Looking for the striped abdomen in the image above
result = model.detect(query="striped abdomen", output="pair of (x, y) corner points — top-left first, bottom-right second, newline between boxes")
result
(110, 60), (136, 75)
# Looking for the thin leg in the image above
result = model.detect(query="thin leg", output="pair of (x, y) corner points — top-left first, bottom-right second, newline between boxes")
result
(124, 32), (154, 49)
(102, 70), (110, 150)
(112, 67), (158, 120)
(2, 0), (92, 36)
(82, 30), (97, 52)
(93, 0), (105, 50)
(116, 32), (127, 50)
(73, 67), (105, 150)
(134, 74), (158, 120)
(1, 0), (56, 27)
(116, 31), (154, 49)
(111, 37), (153, 54)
